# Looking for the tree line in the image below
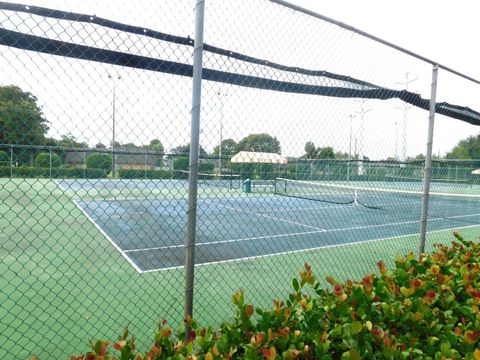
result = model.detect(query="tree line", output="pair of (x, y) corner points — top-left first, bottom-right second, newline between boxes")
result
(2, 84), (480, 169)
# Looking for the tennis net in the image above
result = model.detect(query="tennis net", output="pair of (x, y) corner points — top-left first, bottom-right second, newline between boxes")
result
(274, 177), (480, 217)
(178, 170), (241, 189)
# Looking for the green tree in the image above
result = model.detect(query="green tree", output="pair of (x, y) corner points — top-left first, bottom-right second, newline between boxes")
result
(54, 134), (87, 162)
(0, 85), (48, 145)
(119, 142), (140, 150)
(304, 141), (316, 159)
(317, 146), (335, 159)
(145, 139), (164, 153)
(144, 139), (164, 167)
(213, 139), (237, 158)
(446, 134), (480, 159)
(334, 151), (350, 160)
(199, 162), (215, 173)
(56, 133), (87, 148)
(34, 152), (61, 168)
(173, 156), (189, 171)
(173, 144), (207, 157)
(95, 143), (107, 149)
(86, 153), (112, 174)
(235, 133), (281, 154)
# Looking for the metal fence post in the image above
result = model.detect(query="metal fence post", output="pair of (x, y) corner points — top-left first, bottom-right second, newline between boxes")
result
(49, 146), (52, 179)
(10, 145), (13, 178)
(145, 152), (148, 180)
(184, 0), (205, 339)
(419, 64), (439, 255)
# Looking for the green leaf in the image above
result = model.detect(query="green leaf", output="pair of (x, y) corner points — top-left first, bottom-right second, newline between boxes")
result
(186, 341), (194, 354)
(349, 349), (362, 360)
(342, 323), (353, 337)
(217, 334), (230, 354)
(93, 340), (103, 354)
(440, 341), (451, 355)
(341, 349), (361, 360)
(352, 321), (363, 334)
(292, 278), (300, 291)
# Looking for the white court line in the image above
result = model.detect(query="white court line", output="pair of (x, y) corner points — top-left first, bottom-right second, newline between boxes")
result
(123, 229), (326, 253)
(70, 190), (480, 273)
(72, 199), (144, 274)
(264, 204), (342, 212)
(124, 211), (480, 254)
(141, 223), (480, 273)
(216, 203), (326, 231)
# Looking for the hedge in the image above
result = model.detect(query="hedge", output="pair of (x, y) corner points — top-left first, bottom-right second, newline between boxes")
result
(0, 150), (9, 165)
(86, 153), (113, 173)
(34, 152), (61, 168)
(0, 166), (108, 178)
(70, 232), (480, 359)
(117, 169), (171, 179)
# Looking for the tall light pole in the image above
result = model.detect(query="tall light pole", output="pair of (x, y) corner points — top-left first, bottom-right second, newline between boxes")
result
(216, 90), (226, 177)
(108, 73), (121, 178)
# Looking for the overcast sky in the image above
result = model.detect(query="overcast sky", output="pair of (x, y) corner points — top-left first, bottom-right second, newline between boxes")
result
(287, 0), (480, 158)
(291, 0), (480, 79)
(1, 0), (479, 160)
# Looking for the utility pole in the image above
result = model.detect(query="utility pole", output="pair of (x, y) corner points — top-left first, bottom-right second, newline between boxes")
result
(347, 114), (357, 181)
(354, 100), (371, 175)
(395, 72), (418, 161)
(216, 91), (227, 177)
(108, 73), (121, 178)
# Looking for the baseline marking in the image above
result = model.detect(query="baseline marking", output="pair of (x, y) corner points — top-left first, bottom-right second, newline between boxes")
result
(141, 223), (480, 272)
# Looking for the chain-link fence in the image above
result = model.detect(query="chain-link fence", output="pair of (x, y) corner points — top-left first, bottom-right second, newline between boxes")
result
(1, 0), (480, 358)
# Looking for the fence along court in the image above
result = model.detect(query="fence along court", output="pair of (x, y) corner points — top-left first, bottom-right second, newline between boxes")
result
(1, 0), (480, 358)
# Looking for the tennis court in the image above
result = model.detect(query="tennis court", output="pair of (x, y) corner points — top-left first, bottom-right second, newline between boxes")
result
(59, 178), (480, 273)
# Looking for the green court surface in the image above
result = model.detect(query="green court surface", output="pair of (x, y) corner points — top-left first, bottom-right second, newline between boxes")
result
(1, 178), (479, 359)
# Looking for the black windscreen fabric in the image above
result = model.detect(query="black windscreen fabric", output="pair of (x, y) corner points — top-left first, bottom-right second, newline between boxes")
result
(1, 2), (479, 126)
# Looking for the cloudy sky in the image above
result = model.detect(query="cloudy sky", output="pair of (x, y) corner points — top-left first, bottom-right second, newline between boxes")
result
(289, 0), (480, 158)
(1, 0), (479, 160)
(291, 0), (480, 79)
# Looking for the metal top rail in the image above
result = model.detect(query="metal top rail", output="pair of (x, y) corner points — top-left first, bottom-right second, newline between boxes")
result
(271, 0), (480, 86)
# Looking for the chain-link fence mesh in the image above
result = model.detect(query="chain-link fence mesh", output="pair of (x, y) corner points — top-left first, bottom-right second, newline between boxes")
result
(1, 0), (480, 358)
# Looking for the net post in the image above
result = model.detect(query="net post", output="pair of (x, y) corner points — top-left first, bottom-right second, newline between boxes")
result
(419, 64), (439, 256)
(184, 0), (205, 340)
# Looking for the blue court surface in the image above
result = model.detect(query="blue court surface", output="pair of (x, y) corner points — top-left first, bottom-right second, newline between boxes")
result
(65, 179), (480, 272)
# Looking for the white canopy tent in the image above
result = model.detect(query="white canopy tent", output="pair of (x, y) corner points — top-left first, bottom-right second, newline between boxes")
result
(230, 151), (287, 164)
